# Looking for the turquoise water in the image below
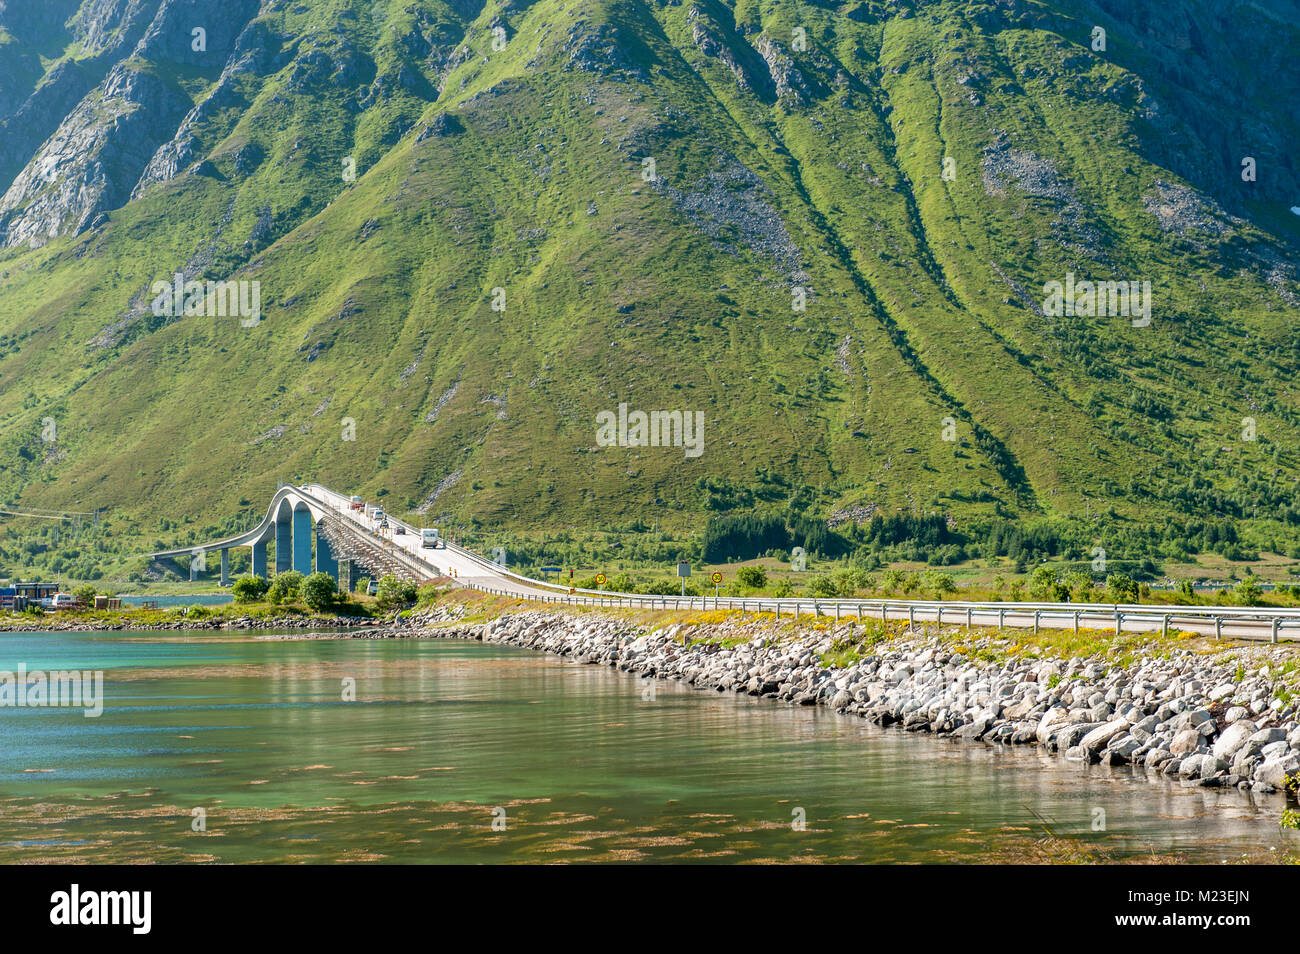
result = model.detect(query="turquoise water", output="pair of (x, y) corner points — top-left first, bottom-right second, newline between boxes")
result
(0, 628), (1295, 864)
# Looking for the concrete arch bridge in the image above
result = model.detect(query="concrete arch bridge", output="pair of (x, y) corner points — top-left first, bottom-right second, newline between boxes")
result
(149, 484), (425, 587)
(152, 483), (1300, 644)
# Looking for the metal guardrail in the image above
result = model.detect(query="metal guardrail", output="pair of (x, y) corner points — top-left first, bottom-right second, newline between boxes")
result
(305, 490), (444, 584)
(283, 486), (1300, 644)
(456, 585), (1296, 644)
(433, 546), (1298, 644)
(432, 537), (1299, 640)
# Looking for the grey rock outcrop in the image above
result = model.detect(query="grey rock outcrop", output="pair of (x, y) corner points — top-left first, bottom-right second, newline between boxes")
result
(0, 0), (259, 248)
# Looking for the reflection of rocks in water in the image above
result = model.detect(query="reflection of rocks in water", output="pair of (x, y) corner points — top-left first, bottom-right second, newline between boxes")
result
(3, 630), (1293, 865)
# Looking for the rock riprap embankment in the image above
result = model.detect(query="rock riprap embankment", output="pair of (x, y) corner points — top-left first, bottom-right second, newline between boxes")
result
(405, 609), (1300, 798)
(0, 614), (385, 632)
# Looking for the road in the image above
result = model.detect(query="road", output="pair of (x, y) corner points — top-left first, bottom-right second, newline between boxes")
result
(299, 485), (1300, 644)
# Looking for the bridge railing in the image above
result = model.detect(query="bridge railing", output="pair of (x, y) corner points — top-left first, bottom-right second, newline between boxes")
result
(443, 541), (1300, 627)
(433, 531), (1300, 622)
(451, 585), (1297, 643)
(301, 484), (1299, 643)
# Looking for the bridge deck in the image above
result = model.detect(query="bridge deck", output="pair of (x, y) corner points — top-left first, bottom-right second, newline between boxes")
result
(151, 483), (1299, 643)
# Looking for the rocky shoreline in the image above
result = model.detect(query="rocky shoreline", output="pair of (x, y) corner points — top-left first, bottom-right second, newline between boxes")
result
(394, 608), (1300, 800)
(21, 601), (1299, 801)
(0, 614), (385, 633)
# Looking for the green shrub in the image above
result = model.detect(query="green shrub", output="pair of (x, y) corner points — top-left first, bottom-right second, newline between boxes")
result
(1235, 576), (1264, 607)
(1063, 570), (1094, 601)
(374, 574), (417, 610)
(736, 566), (767, 589)
(1105, 573), (1138, 603)
(818, 567), (875, 596)
(1029, 565), (1059, 600)
(638, 577), (703, 597)
(807, 575), (838, 598)
(416, 583), (445, 607)
(640, 578), (680, 596)
(921, 570), (957, 599)
(232, 574), (270, 603)
(302, 572), (338, 611)
(266, 571), (305, 605)
(72, 584), (98, 606)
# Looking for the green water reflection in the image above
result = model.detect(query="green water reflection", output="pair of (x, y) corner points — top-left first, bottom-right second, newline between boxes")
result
(0, 630), (1293, 864)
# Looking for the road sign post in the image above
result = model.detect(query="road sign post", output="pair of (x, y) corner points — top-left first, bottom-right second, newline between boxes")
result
(677, 562), (691, 597)
(711, 571), (722, 607)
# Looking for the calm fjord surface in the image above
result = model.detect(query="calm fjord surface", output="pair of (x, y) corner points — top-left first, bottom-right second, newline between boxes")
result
(0, 629), (1287, 864)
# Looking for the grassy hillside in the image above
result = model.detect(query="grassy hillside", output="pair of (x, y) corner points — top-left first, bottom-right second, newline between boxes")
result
(0, 0), (1298, 576)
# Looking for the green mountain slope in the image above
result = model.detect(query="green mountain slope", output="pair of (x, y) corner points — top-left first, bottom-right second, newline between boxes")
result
(0, 0), (1298, 558)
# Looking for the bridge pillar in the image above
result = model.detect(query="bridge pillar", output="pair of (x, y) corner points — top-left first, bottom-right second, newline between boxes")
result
(339, 559), (353, 592)
(251, 541), (267, 579)
(220, 548), (230, 587)
(275, 514), (292, 574)
(316, 526), (338, 582)
(292, 507), (312, 575)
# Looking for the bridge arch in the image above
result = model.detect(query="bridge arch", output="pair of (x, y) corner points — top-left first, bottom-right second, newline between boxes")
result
(291, 501), (313, 575)
(275, 499), (293, 574)
(151, 485), (344, 585)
